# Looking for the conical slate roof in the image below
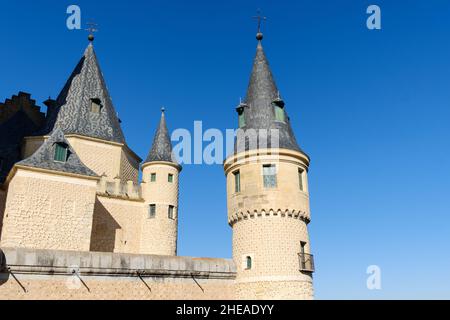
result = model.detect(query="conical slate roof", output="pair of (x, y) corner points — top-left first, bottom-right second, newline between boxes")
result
(17, 127), (97, 177)
(237, 38), (302, 153)
(144, 110), (175, 163)
(37, 43), (125, 143)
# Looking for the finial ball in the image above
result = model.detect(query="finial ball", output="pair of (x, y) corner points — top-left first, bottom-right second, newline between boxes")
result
(88, 34), (95, 42)
(256, 32), (264, 41)
(161, 107), (166, 113)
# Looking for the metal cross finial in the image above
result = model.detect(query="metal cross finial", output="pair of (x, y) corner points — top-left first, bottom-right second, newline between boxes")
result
(253, 9), (267, 34)
(85, 21), (98, 42)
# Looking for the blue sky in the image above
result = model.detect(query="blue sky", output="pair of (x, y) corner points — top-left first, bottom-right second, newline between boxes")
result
(1, 0), (450, 299)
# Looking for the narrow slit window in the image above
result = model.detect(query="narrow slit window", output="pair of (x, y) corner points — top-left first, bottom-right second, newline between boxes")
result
(245, 256), (252, 270)
(150, 173), (156, 182)
(168, 205), (175, 220)
(298, 168), (304, 191)
(233, 170), (241, 193)
(168, 174), (173, 183)
(149, 204), (156, 218)
(263, 164), (277, 188)
(54, 143), (68, 162)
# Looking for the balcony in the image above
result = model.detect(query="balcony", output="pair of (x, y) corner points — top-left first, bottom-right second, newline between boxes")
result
(298, 253), (315, 273)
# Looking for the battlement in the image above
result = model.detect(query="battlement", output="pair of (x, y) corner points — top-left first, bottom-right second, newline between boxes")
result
(0, 92), (45, 127)
(96, 176), (143, 201)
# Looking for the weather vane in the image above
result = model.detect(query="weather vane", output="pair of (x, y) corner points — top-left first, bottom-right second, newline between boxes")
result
(253, 9), (267, 40)
(85, 21), (98, 42)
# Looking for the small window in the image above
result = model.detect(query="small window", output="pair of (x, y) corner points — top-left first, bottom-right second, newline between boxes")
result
(90, 98), (102, 114)
(263, 164), (277, 188)
(233, 170), (241, 193)
(150, 173), (156, 182)
(168, 205), (175, 220)
(168, 174), (174, 183)
(54, 143), (68, 162)
(238, 113), (245, 128)
(298, 168), (304, 191)
(274, 105), (285, 122)
(245, 256), (252, 270)
(149, 204), (156, 218)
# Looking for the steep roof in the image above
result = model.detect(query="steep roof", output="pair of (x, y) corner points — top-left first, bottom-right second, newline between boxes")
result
(237, 37), (302, 153)
(17, 127), (97, 177)
(144, 110), (175, 164)
(36, 43), (125, 143)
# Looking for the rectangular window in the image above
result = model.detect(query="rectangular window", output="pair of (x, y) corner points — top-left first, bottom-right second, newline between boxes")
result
(238, 113), (245, 128)
(233, 170), (241, 193)
(246, 256), (252, 270)
(274, 105), (285, 122)
(168, 174), (173, 183)
(150, 173), (156, 182)
(90, 98), (102, 113)
(54, 144), (68, 162)
(263, 164), (277, 188)
(149, 204), (156, 218)
(298, 168), (304, 191)
(168, 205), (175, 220)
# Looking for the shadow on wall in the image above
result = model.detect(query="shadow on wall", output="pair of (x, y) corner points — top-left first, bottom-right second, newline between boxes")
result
(0, 249), (9, 286)
(89, 197), (121, 252)
(0, 190), (5, 241)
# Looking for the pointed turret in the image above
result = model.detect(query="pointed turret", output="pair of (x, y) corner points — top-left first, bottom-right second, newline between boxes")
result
(37, 42), (125, 143)
(144, 109), (176, 164)
(238, 34), (302, 153)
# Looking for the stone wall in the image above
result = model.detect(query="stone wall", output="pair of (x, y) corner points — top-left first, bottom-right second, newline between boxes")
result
(0, 247), (236, 300)
(0, 168), (98, 251)
(90, 196), (144, 254)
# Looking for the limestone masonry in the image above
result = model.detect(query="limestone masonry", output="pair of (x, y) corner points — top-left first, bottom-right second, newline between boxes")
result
(0, 31), (315, 300)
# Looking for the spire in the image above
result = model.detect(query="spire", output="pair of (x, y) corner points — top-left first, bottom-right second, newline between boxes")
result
(238, 30), (302, 153)
(144, 109), (176, 164)
(36, 42), (125, 144)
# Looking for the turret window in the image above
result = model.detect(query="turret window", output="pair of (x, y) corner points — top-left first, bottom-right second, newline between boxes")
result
(245, 256), (252, 270)
(236, 105), (246, 128)
(263, 164), (277, 188)
(168, 205), (175, 220)
(298, 168), (304, 191)
(150, 173), (156, 182)
(90, 98), (102, 114)
(54, 143), (69, 163)
(149, 204), (156, 218)
(168, 174), (174, 183)
(233, 170), (241, 193)
(274, 105), (285, 122)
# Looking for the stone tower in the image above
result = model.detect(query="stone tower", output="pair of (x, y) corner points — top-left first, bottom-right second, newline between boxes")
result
(224, 31), (315, 299)
(140, 110), (181, 255)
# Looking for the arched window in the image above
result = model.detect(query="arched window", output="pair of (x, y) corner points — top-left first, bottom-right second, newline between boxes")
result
(245, 256), (252, 270)
(54, 143), (68, 162)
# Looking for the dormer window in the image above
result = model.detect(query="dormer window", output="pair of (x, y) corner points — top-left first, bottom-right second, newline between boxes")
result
(90, 98), (102, 114)
(236, 103), (247, 128)
(273, 97), (286, 122)
(54, 143), (69, 162)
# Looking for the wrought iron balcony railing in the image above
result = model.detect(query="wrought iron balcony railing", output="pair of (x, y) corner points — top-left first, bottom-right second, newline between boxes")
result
(298, 253), (315, 273)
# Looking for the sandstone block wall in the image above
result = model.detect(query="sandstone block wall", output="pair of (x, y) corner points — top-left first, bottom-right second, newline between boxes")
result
(90, 196), (144, 254)
(0, 247), (236, 300)
(0, 169), (98, 251)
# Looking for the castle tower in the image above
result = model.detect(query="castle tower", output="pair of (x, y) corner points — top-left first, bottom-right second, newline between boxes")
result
(140, 109), (181, 255)
(224, 31), (315, 299)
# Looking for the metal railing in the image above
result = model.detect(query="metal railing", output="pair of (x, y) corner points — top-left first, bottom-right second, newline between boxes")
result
(298, 253), (315, 273)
